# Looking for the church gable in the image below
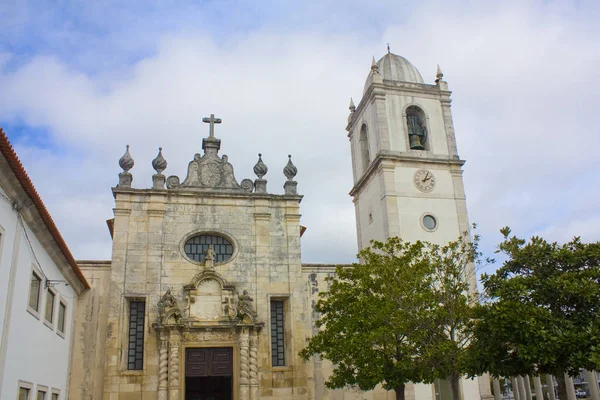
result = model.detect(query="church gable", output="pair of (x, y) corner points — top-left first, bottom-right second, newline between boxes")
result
(100, 114), (309, 400)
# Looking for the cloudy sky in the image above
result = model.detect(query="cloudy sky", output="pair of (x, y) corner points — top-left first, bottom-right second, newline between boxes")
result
(0, 0), (598, 273)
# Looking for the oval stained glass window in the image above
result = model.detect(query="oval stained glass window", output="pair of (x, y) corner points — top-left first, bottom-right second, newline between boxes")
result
(184, 234), (234, 263)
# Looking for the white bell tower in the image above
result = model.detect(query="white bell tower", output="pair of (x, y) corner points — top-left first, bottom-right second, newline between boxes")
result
(347, 51), (493, 400)
(347, 51), (470, 252)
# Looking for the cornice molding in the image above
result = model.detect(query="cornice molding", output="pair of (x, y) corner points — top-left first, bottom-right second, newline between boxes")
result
(112, 187), (303, 203)
(349, 151), (465, 196)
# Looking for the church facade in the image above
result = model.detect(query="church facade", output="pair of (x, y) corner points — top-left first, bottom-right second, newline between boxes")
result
(68, 52), (490, 400)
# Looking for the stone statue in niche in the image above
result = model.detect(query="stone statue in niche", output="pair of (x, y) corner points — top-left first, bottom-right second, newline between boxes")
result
(407, 112), (427, 150)
(204, 245), (215, 270)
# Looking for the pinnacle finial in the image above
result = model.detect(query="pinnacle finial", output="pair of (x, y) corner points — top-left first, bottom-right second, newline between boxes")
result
(119, 144), (134, 173)
(349, 97), (356, 112)
(436, 64), (444, 79)
(283, 155), (298, 181)
(253, 153), (268, 179)
(152, 147), (167, 175)
(371, 56), (379, 73)
(387, 43), (390, 53)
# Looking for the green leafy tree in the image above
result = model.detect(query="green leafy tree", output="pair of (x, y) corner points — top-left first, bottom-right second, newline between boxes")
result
(300, 233), (483, 400)
(468, 228), (600, 400)
(424, 232), (484, 400)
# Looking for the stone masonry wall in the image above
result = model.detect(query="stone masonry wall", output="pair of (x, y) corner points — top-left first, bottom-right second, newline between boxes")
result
(69, 261), (111, 400)
(102, 189), (312, 400)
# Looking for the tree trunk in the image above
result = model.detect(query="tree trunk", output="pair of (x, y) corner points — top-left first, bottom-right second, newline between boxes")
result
(555, 371), (568, 400)
(450, 373), (462, 400)
(395, 384), (406, 400)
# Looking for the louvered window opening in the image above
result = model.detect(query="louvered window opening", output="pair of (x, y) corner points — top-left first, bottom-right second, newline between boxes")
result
(184, 234), (233, 263)
(270, 300), (285, 366)
(128, 301), (145, 370)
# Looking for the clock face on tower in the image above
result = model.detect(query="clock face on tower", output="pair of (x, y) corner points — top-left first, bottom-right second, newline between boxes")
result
(413, 169), (436, 192)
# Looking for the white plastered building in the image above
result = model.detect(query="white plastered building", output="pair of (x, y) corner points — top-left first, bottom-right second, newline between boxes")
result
(0, 130), (89, 400)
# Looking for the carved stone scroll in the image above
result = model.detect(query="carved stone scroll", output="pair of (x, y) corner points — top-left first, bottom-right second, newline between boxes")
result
(166, 151), (245, 192)
(157, 288), (181, 325)
(182, 330), (235, 343)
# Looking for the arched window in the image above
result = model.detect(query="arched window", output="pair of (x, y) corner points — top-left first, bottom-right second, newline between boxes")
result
(359, 124), (370, 170)
(406, 106), (427, 150)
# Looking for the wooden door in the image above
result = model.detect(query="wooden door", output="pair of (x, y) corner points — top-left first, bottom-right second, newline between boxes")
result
(186, 348), (233, 377)
(186, 348), (233, 400)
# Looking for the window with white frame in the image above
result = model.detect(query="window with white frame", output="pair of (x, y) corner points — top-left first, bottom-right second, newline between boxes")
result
(35, 385), (48, 400)
(57, 301), (67, 334)
(18, 381), (33, 400)
(18, 387), (30, 400)
(45, 289), (55, 324)
(28, 270), (43, 314)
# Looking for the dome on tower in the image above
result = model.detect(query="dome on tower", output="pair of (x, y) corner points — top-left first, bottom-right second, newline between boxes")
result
(364, 52), (424, 94)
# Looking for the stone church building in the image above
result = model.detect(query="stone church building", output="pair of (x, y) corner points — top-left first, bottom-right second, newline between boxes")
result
(68, 51), (490, 400)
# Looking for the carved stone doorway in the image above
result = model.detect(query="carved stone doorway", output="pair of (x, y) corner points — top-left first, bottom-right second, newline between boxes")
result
(185, 348), (233, 400)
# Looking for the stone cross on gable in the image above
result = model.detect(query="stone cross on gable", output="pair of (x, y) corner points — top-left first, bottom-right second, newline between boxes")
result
(202, 114), (222, 138)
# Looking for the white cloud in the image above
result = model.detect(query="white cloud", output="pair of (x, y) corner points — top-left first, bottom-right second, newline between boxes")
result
(0, 0), (599, 265)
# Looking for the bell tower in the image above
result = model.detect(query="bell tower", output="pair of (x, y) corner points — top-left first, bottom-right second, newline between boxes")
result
(347, 51), (470, 252)
(347, 51), (491, 400)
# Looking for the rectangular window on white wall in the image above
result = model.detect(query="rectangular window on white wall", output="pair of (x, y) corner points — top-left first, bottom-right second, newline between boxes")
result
(28, 270), (42, 315)
(45, 289), (55, 324)
(18, 381), (33, 400)
(50, 388), (60, 400)
(51, 394), (58, 400)
(57, 301), (66, 335)
(18, 387), (30, 400)
(36, 390), (46, 400)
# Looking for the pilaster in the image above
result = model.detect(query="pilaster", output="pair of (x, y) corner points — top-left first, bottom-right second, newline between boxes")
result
(372, 91), (391, 153)
(377, 162), (400, 239)
(440, 95), (460, 159)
